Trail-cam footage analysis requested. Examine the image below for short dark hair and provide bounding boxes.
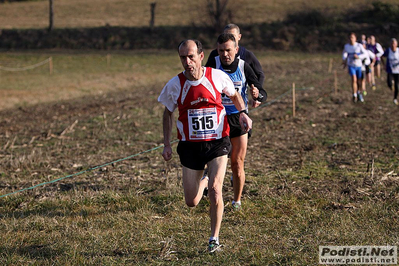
[177,39,203,54]
[224,24,240,34]
[217,33,236,46]
[349,32,356,38]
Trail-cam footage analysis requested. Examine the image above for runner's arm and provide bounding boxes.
[244,62,267,104]
[376,43,384,58]
[245,50,265,85]
[162,107,174,161]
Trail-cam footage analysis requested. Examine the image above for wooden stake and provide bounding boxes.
[334,70,338,95]
[328,58,333,73]
[292,83,296,117]
[49,57,53,75]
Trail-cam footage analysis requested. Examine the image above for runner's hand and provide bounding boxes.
[239,113,252,132]
[162,145,172,161]
[250,84,259,99]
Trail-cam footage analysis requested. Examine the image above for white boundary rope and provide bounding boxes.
[0,58,51,72]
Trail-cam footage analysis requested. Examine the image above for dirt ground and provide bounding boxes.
[1,68,398,197]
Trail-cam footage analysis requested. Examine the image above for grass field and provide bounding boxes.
[1,0,398,30]
[0,50,399,265]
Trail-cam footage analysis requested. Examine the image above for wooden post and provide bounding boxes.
[107,54,111,67]
[49,57,53,75]
[328,58,333,73]
[334,70,338,95]
[292,83,296,117]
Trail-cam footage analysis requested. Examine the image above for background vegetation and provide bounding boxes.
[0,0,399,265]
[0,0,399,51]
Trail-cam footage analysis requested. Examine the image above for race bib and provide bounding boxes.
[187,107,218,140]
[221,81,242,106]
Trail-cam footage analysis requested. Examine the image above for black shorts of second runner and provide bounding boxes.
[177,136,231,170]
[227,113,252,139]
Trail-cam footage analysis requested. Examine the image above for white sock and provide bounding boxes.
[209,236,219,244]
[232,200,241,205]
[353,93,357,97]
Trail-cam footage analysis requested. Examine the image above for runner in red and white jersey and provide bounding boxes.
[159,65,237,142]
[158,39,252,253]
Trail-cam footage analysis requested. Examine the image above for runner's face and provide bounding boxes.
[349,34,356,45]
[224,29,241,46]
[217,40,238,66]
[392,40,398,51]
[179,41,204,80]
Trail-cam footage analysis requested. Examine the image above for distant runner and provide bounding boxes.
[367,35,384,89]
[381,38,399,105]
[342,32,368,102]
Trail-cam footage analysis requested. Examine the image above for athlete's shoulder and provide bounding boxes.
[163,74,183,92]
[209,49,218,57]
[208,67,229,78]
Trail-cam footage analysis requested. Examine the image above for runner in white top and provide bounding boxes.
[367,35,384,88]
[360,40,375,98]
[342,32,368,102]
[381,38,399,105]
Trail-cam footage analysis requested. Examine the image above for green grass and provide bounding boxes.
[1,50,399,265]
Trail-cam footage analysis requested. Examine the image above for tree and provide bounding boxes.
[49,0,54,32]
[206,0,230,32]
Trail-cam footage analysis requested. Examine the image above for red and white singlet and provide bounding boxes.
[176,67,230,142]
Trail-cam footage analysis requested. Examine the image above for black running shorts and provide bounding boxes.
[227,113,252,139]
[177,137,231,170]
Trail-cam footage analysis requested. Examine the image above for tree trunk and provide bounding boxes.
[150,2,156,29]
[49,0,54,32]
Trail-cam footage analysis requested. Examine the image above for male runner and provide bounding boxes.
[206,24,265,87]
[342,32,368,102]
[207,33,267,210]
[367,35,384,89]
[158,39,252,252]
[381,38,399,105]
[360,39,375,97]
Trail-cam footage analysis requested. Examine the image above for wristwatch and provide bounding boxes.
[255,93,264,102]
[239,109,248,115]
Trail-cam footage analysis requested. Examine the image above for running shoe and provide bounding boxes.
[208,240,222,253]
[230,175,233,187]
[372,84,376,90]
[357,92,364,103]
[363,91,367,96]
[232,201,241,211]
[352,95,357,103]
[394,99,398,106]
